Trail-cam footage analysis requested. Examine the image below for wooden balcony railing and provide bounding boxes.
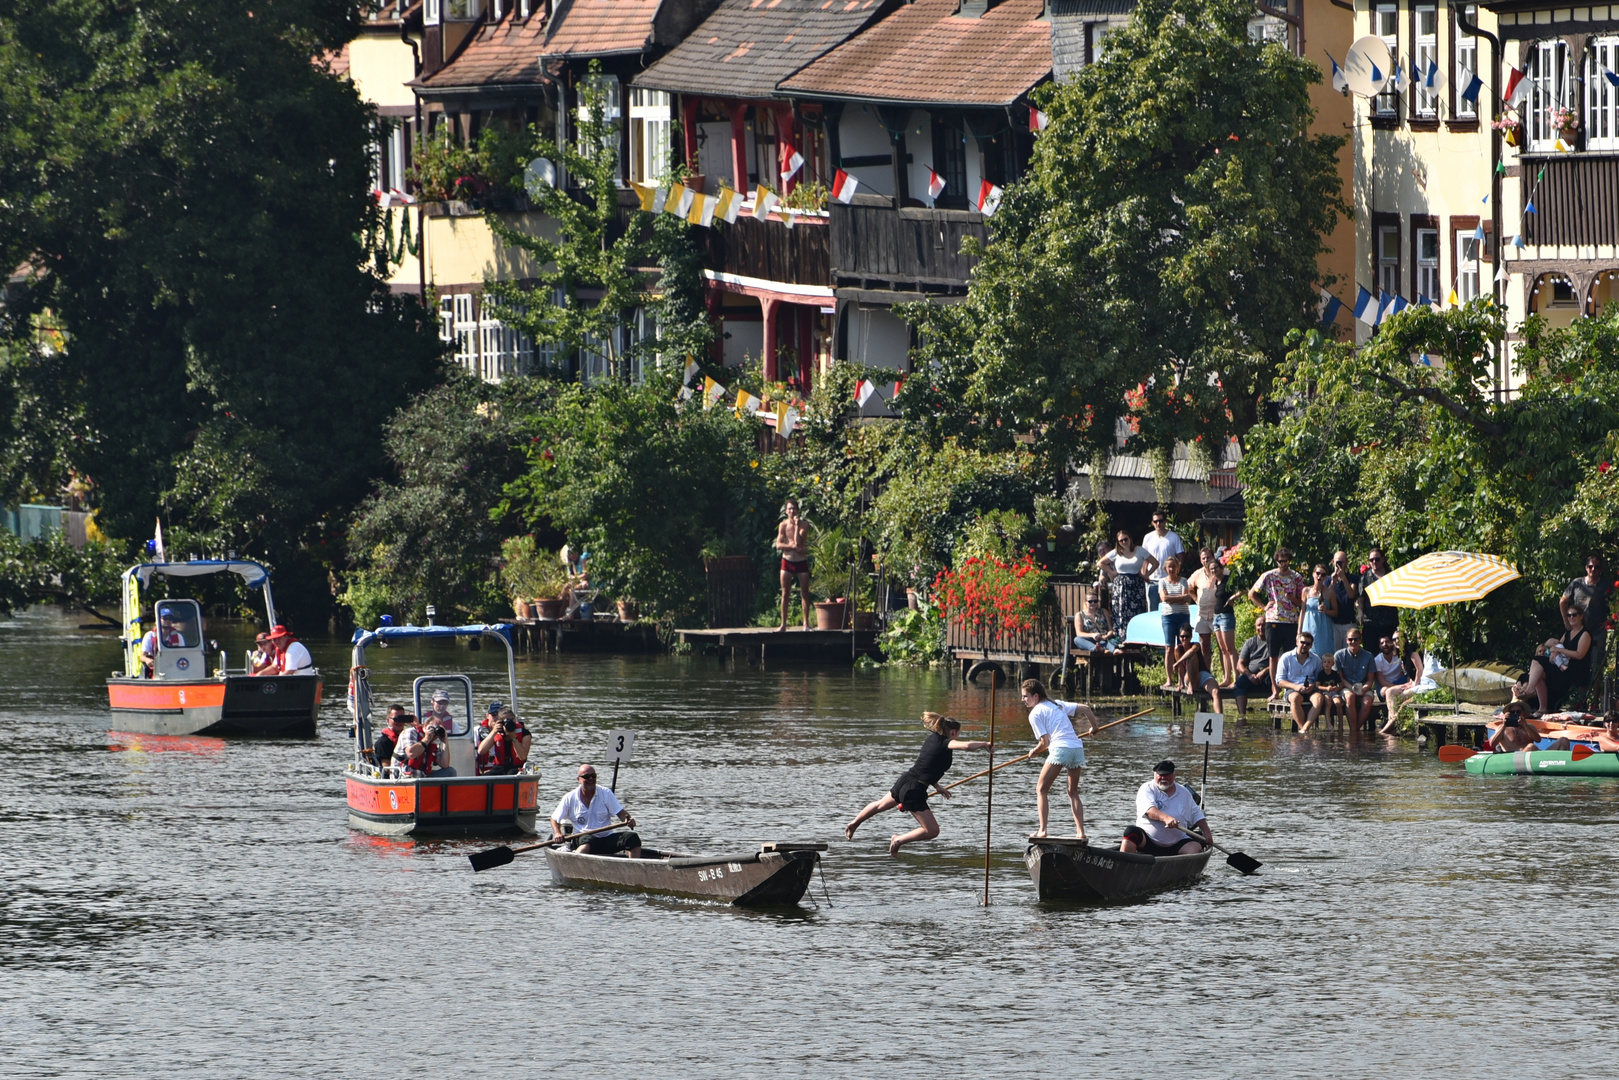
[944,603,1070,663]
[829,200,987,295]
[1521,153,1619,247]
[703,213,831,288]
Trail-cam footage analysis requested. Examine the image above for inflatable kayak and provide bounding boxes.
[1463,749,1619,776]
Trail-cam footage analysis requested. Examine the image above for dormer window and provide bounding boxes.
[425,0,441,22]
[520,0,531,16]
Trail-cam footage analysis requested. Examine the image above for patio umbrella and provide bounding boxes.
[1365,551,1522,710]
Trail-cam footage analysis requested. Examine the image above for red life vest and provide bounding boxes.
[475,721,527,772]
[394,724,434,776]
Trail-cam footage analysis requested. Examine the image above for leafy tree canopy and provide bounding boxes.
[900,0,1346,491]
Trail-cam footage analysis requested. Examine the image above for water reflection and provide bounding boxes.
[107,732,228,756]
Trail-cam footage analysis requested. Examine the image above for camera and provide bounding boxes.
[426,723,445,740]
[498,718,517,734]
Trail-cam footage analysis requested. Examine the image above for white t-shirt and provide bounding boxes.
[1136,779,1206,845]
[1374,653,1409,686]
[553,786,625,834]
[1141,530,1185,582]
[1107,550,1148,577]
[280,640,314,675]
[1027,699,1083,750]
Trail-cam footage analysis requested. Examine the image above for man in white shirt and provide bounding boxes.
[551,763,641,857]
[1140,512,1184,610]
[268,625,314,676]
[1121,760,1211,856]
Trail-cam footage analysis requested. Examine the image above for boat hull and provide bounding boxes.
[544,846,818,906]
[345,767,540,836]
[107,674,321,737]
[1025,837,1213,902]
[1463,749,1619,776]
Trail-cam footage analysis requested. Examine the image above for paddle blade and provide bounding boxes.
[468,845,515,873]
[1225,850,1262,875]
[1437,745,1478,763]
[1572,744,1595,761]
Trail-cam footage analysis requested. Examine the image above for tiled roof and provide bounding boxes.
[633,0,887,100]
[321,44,352,78]
[419,9,551,90]
[542,0,662,57]
[781,0,1050,107]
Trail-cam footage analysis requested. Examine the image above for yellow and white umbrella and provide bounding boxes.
[1364,551,1521,609]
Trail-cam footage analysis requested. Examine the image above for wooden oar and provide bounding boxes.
[1440,743,1595,763]
[468,821,629,872]
[932,706,1157,797]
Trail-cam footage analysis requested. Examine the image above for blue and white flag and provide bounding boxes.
[1525,199,1538,214]
[1390,295,1409,317]
[1319,288,1344,326]
[1460,72,1483,103]
[1472,223,1485,240]
[1607,68,1619,89]
[1354,286,1378,327]
[1392,62,1407,93]
[1376,290,1397,325]
[1424,58,1445,92]
[1327,52,1348,93]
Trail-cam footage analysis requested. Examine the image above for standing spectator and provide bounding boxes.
[1300,564,1340,659]
[1248,547,1305,697]
[1098,530,1158,642]
[1232,614,1272,714]
[1360,548,1399,653]
[1156,555,1194,687]
[1190,547,1238,685]
[1561,554,1611,702]
[1141,512,1185,611]
[1328,550,1361,652]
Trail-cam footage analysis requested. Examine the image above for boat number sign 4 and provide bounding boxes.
[695,863,745,882]
[1193,712,1224,745]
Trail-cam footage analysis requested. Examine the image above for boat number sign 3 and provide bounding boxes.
[695,863,745,882]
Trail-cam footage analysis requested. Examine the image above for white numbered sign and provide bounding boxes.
[605,729,636,763]
[1193,712,1224,745]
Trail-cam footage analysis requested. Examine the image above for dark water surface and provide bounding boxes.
[3,607,1617,1078]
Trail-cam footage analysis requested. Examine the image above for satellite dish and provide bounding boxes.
[524,158,556,198]
[1344,36,1392,98]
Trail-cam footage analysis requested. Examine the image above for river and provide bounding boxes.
[2,607,1615,1078]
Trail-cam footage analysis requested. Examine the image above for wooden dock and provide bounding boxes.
[501,617,663,655]
[675,626,880,663]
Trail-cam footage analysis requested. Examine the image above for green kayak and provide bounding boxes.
[1464,749,1619,776]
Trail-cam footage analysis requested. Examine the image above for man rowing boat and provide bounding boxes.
[844,712,991,856]
[1020,679,1099,840]
[1121,760,1212,856]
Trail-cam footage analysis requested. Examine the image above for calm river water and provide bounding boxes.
[3,607,1617,1078]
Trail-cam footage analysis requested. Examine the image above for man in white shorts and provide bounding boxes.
[1020,678,1098,840]
[1120,760,1212,856]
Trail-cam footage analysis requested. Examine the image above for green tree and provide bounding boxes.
[0,0,445,617]
[900,0,1346,495]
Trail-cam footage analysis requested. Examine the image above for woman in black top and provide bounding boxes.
[1517,608,1593,715]
[845,712,991,856]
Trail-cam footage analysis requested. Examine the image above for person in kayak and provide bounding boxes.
[1021,679,1100,840]
[1491,703,1540,753]
[845,712,992,856]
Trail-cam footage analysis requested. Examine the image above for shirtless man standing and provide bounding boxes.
[775,497,812,631]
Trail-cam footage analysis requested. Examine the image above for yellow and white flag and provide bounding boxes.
[650,186,670,213]
[698,192,717,227]
[753,184,778,219]
[735,389,761,414]
[632,181,657,212]
[716,185,743,224]
[665,183,689,218]
[702,375,726,409]
[682,357,700,385]
[777,404,801,439]
[687,191,709,226]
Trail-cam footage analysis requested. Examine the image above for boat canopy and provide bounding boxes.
[351,623,514,648]
[348,624,518,760]
[130,560,272,589]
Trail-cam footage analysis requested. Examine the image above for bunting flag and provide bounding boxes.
[1318,288,1343,327]
[1524,199,1537,214]
[735,388,761,414]
[665,182,688,217]
[783,210,796,230]
[927,169,946,199]
[1030,107,1050,132]
[977,180,1004,216]
[1504,66,1530,108]
[1354,285,1377,327]
[781,149,805,184]
[777,403,800,440]
[1496,265,1510,282]
[1370,61,1383,86]
[682,358,699,385]
[1446,287,1460,308]
[1417,293,1434,310]
[153,519,166,564]
[698,192,717,227]
[687,192,709,225]
[1472,223,1485,240]
[651,186,670,214]
[1392,62,1406,94]
[1327,51,1348,93]
[887,379,902,401]
[677,385,693,402]
[1460,72,1483,103]
[1376,290,1397,325]
[1423,57,1445,92]
[832,169,859,204]
[854,379,876,407]
[1607,68,1619,89]
[753,184,779,219]
[716,185,743,224]
[702,375,726,409]
[1391,295,1409,316]
[675,185,696,218]
[632,182,657,212]
[1553,137,1573,153]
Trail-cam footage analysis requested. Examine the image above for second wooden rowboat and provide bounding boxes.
[1025,836,1212,902]
[544,841,825,906]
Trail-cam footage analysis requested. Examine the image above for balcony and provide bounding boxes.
[702,210,831,290]
[1520,153,1619,247]
[829,196,987,301]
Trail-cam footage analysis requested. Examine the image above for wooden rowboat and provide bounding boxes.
[1025,836,1212,902]
[544,841,825,906]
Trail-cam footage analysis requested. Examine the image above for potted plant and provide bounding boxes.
[809,525,857,630]
[1033,495,1066,553]
[1549,105,1579,142]
[616,598,639,622]
[932,550,1052,637]
[1492,115,1523,147]
[501,536,570,620]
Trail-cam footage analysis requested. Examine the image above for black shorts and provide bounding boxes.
[890,773,931,812]
[1122,825,1200,857]
[1233,671,1271,697]
[1265,622,1297,656]
[575,831,641,855]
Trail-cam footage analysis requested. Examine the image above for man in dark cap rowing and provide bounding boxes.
[1120,760,1212,856]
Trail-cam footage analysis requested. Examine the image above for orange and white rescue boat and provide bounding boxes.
[106,560,321,737]
[344,623,540,837]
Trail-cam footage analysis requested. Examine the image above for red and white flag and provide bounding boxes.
[781,148,805,184]
[1503,66,1530,108]
[854,379,876,407]
[977,180,1004,216]
[927,168,946,199]
[1029,107,1049,132]
[832,168,859,204]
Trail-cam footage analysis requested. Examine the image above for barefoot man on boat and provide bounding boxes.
[845,712,992,856]
[1021,679,1098,840]
[1121,760,1212,856]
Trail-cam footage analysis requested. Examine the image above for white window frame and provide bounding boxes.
[1588,37,1619,151]
[425,0,441,23]
[1416,228,1440,301]
[445,0,481,19]
[439,293,538,383]
[1455,6,1478,119]
[1378,224,1401,296]
[1414,5,1439,118]
[1375,4,1400,117]
[1456,233,1480,302]
[628,89,672,184]
[1526,39,1573,152]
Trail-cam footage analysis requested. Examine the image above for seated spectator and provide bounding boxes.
[139,622,159,678]
[1333,630,1379,733]
[1316,651,1345,730]
[1515,608,1592,717]
[1596,712,1619,753]
[1375,634,1417,734]
[372,706,409,769]
[1166,626,1223,712]
[1232,614,1272,715]
[267,625,314,676]
[1277,631,1326,734]
[1073,590,1119,654]
[476,705,531,776]
[393,717,455,777]
[1405,636,1440,694]
[423,689,457,731]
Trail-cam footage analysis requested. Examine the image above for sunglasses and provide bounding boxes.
[578,774,597,781]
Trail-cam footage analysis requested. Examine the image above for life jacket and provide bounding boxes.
[486,722,528,770]
[393,724,431,776]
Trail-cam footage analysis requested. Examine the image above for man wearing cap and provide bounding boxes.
[423,688,457,730]
[550,764,640,857]
[475,703,531,775]
[1120,760,1212,856]
[266,625,314,677]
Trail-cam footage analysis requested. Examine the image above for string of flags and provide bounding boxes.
[677,361,805,437]
[853,377,903,409]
